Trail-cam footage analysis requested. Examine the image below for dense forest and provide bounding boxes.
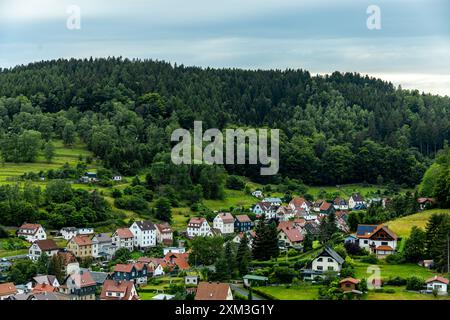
[0,57,449,188]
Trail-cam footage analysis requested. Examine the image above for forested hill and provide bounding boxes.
[0,57,449,186]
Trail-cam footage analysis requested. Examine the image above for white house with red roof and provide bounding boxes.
[289,197,311,213]
[356,224,398,258]
[425,276,448,295]
[28,239,60,261]
[187,217,212,238]
[349,193,366,209]
[213,212,235,234]
[100,280,139,300]
[112,228,134,251]
[277,222,304,248]
[155,223,173,246]
[17,223,46,242]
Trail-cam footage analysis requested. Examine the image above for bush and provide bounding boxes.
[385,253,405,265]
[360,254,378,264]
[0,227,9,238]
[114,195,148,211]
[406,276,425,291]
[226,175,246,190]
[385,276,407,286]
[270,266,297,284]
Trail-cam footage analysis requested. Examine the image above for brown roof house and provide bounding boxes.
[194,282,233,300]
[29,239,60,261]
[0,282,17,300]
[67,235,93,258]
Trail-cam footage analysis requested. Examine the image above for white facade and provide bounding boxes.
[60,228,78,241]
[426,281,448,294]
[312,256,341,273]
[358,239,397,252]
[130,221,157,249]
[213,214,234,234]
[153,265,165,277]
[349,196,365,209]
[112,234,134,251]
[28,243,59,261]
[187,219,211,238]
[78,228,94,235]
[163,247,186,255]
[18,225,46,242]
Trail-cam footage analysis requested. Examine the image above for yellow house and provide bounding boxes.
[67,235,93,258]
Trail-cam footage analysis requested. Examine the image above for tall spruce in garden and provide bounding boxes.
[253,221,279,261]
[425,213,450,272]
[224,241,236,277]
[236,234,251,275]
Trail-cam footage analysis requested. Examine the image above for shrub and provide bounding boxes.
[385,276,407,286]
[0,227,9,238]
[406,276,425,291]
[114,195,148,211]
[360,254,378,264]
[226,175,246,190]
[385,253,405,264]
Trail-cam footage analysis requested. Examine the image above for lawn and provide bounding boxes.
[386,209,450,238]
[0,139,94,183]
[366,286,450,300]
[254,284,319,300]
[203,189,258,211]
[354,261,438,281]
[0,238,30,258]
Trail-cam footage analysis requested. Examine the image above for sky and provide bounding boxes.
[0,0,449,95]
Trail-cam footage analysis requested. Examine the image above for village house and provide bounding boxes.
[302,246,344,280]
[57,251,78,274]
[112,228,135,251]
[17,223,46,242]
[0,283,17,300]
[113,262,148,285]
[194,282,233,300]
[130,220,156,249]
[213,212,235,234]
[232,230,256,248]
[137,257,165,277]
[356,224,398,258]
[261,197,282,206]
[155,223,174,246]
[163,247,186,255]
[289,197,311,213]
[112,175,123,182]
[277,221,304,248]
[100,280,139,300]
[333,197,349,210]
[234,215,252,232]
[91,233,114,259]
[425,276,448,295]
[80,172,98,184]
[418,198,435,210]
[187,217,212,238]
[319,202,335,215]
[339,278,361,292]
[185,275,199,287]
[162,252,190,271]
[77,228,94,236]
[67,235,93,258]
[28,239,60,261]
[312,199,326,212]
[349,193,366,209]
[252,202,277,219]
[60,227,78,241]
[275,206,295,221]
[251,190,263,198]
[59,270,96,300]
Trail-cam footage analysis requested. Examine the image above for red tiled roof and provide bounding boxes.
[319,202,332,211]
[114,264,134,273]
[279,226,303,243]
[216,212,234,224]
[156,223,173,234]
[418,197,435,204]
[164,252,190,270]
[114,228,134,239]
[339,278,360,285]
[32,283,57,293]
[195,282,230,300]
[66,271,96,288]
[71,235,93,246]
[290,197,308,208]
[425,276,449,285]
[19,223,42,231]
[0,282,17,296]
[100,280,139,300]
[376,245,394,251]
[236,215,251,223]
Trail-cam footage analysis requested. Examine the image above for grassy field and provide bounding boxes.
[386,209,450,237]
[203,189,259,211]
[354,261,438,281]
[366,286,450,300]
[254,284,319,300]
[0,140,94,183]
[0,238,30,258]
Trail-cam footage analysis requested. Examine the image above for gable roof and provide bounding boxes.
[33,275,58,285]
[216,212,234,224]
[351,193,364,202]
[0,282,17,296]
[317,246,345,265]
[32,283,57,293]
[164,252,190,270]
[333,197,348,205]
[93,233,112,244]
[114,228,134,239]
[356,224,397,240]
[156,223,173,234]
[114,264,135,273]
[290,197,309,208]
[188,217,207,227]
[195,282,230,300]
[235,215,251,223]
[425,276,449,285]
[339,278,360,285]
[320,202,333,211]
[71,235,93,246]
[279,225,304,243]
[100,280,138,300]
[34,239,59,251]
[65,271,96,288]
[134,220,156,231]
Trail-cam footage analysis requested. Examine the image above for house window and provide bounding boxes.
[327,258,333,263]
[317,266,323,270]
[364,240,368,244]
[317,258,323,262]
[381,242,388,246]
[328,266,334,271]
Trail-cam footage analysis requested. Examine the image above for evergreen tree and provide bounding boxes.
[155,197,172,222]
[403,226,426,262]
[48,254,64,283]
[236,234,251,276]
[252,221,279,261]
[303,232,313,252]
[224,241,236,278]
[36,252,50,274]
[43,141,55,163]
